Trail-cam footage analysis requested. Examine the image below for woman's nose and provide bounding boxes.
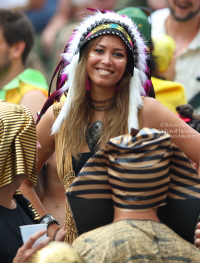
[101,53,113,66]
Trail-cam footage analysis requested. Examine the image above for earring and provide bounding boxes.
[86,75,90,91]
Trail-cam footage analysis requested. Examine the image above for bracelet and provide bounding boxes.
[39,214,60,228]
[52,228,61,241]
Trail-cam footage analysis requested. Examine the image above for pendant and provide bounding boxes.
[86,121,102,154]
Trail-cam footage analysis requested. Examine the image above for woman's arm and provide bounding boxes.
[141,97,200,164]
[19,106,59,238]
[36,106,55,173]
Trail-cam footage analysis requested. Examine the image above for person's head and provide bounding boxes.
[26,241,85,263]
[76,34,132,93]
[38,10,149,160]
[0,9,34,71]
[86,35,128,91]
[0,100,37,190]
[167,0,200,21]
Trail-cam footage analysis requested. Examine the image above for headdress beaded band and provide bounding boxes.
[86,23,133,44]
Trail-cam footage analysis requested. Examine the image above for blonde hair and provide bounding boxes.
[27,242,85,263]
[59,36,131,160]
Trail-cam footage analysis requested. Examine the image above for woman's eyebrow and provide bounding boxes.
[96,44,125,52]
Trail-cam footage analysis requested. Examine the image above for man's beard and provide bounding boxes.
[169,3,200,22]
[0,54,11,79]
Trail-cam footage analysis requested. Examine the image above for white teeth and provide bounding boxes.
[97,69,112,75]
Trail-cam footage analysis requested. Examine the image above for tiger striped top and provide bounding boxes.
[0,100,37,188]
[67,128,200,212]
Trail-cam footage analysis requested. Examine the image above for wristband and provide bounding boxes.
[39,214,60,228]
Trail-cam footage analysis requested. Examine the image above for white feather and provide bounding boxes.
[59,81,69,95]
[52,53,79,134]
[128,68,144,132]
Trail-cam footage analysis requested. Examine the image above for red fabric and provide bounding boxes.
[177,114,191,123]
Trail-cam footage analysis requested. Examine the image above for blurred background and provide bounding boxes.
[0,0,167,88]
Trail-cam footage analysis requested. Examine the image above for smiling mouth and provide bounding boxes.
[96,68,113,75]
[176,1,192,9]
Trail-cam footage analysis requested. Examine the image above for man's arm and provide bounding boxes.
[19,89,47,122]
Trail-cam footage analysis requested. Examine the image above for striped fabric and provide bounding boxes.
[0,100,37,188]
[14,190,40,221]
[67,128,200,212]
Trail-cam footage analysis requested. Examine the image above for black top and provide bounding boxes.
[72,152,93,176]
[0,200,35,263]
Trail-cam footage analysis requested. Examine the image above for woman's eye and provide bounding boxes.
[94,49,104,54]
[114,52,124,58]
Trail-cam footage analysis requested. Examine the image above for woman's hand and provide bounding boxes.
[12,230,50,263]
[54,226,66,241]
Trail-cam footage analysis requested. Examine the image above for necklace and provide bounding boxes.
[89,97,114,104]
[45,195,65,209]
[86,121,103,154]
[89,104,108,111]
[89,97,114,111]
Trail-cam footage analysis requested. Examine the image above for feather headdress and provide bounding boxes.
[37,10,149,133]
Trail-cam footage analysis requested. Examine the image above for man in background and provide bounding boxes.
[0,9,48,121]
[151,0,200,113]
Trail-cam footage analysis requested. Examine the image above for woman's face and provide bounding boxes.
[86,35,127,91]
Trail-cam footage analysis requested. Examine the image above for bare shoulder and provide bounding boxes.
[142,96,162,111]
[20,89,47,121]
[20,89,47,104]
[38,105,54,128]
[141,97,169,128]
[140,96,188,130]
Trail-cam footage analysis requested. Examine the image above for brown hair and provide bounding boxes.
[0,9,34,64]
[59,36,131,160]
